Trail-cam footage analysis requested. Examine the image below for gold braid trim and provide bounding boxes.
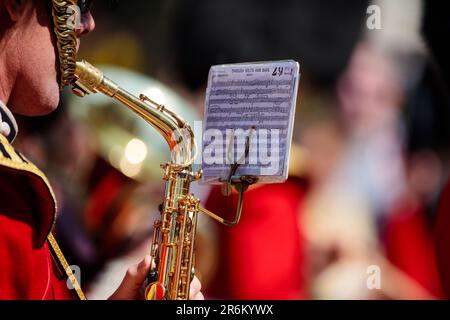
[48,233,87,300]
[0,134,57,226]
[51,0,78,89]
[0,135,86,300]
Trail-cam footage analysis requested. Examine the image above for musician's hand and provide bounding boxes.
[108,255,204,300]
[190,275,204,300]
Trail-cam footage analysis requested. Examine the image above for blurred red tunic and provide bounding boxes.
[384,200,445,298]
[0,134,74,300]
[436,179,450,297]
[205,177,308,300]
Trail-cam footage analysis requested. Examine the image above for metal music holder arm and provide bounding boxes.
[199,128,258,227]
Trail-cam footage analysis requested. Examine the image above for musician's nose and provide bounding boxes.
[78,11,96,37]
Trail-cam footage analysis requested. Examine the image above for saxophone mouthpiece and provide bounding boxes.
[72,60,104,96]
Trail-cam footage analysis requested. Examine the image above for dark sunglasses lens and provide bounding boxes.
[78,0,93,14]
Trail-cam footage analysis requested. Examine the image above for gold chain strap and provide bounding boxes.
[47,233,87,300]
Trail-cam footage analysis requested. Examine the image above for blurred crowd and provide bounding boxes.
[13,0,450,299]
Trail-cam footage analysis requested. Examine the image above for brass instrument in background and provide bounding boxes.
[71,60,253,300]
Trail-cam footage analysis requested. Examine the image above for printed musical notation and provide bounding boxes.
[202,60,300,184]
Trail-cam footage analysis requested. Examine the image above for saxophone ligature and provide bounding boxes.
[71,60,255,300]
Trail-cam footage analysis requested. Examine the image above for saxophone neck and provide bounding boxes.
[71,60,197,166]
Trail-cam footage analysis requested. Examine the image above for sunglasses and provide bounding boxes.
[77,0,94,14]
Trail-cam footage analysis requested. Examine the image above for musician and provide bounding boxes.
[0,0,203,299]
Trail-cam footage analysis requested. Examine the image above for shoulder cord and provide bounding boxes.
[47,233,87,300]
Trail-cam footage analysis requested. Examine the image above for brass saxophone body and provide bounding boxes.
[72,60,249,300]
[72,60,201,300]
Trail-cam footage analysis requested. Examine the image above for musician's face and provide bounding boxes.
[3,0,95,116]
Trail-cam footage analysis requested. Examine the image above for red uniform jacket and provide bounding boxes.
[0,134,75,299]
[384,201,445,298]
[204,177,308,300]
[436,179,450,297]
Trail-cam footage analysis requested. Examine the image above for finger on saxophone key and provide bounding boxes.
[109,255,151,300]
[189,276,204,300]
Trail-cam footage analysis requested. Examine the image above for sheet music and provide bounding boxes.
[202,60,300,184]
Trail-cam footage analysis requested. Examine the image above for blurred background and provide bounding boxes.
[14,0,450,299]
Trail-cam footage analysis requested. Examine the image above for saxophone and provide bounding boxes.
[71,60,252,300]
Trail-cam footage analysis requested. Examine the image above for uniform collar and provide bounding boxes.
[0,100,18,143]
